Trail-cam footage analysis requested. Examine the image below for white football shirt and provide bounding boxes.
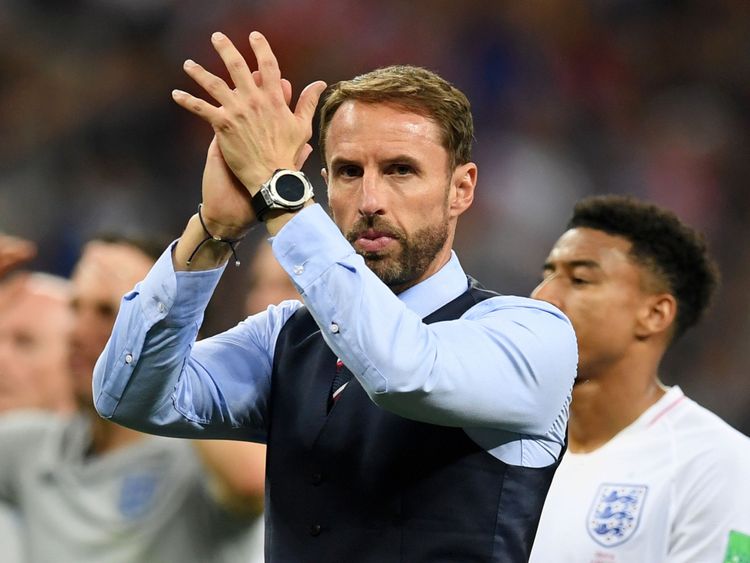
[0,411,264,563]
[530,386,750,563]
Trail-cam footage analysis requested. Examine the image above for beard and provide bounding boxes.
[345,213,450,292]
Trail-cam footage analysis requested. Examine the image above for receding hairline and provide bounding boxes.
[322,99,452,163]
[318,64,475,169]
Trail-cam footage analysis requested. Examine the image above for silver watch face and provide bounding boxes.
[270,171,311,207]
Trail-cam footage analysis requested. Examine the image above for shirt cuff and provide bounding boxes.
[271,204,355,293]
[130,241,226,326]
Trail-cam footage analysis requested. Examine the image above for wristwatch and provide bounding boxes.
[251,169,314,222]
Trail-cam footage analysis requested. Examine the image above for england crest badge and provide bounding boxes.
[119,472,159,519]
[587,483,648,547]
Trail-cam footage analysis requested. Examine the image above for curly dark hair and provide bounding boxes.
[568,195,720,340]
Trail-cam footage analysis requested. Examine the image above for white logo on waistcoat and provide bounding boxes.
[587,483,648,547]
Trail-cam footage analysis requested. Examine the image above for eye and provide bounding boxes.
[13,333,35,350]
[539,267,554,282]
[96,303,117,319]
[336,165,362,178]
[387,163,414,176]
[571,277,590,286]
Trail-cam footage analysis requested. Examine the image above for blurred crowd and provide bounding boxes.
[1,0,749,433]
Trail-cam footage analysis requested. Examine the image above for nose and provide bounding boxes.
[0,337,10,365]
[531,277,564,311]
[70,309,90,348]
[358,171,386,217]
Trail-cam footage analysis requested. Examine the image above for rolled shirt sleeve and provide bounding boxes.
[92,242,300,442]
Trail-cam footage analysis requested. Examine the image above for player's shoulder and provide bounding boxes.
[0,409,66,437]
[0,411,74,466]
[665,391,750,464]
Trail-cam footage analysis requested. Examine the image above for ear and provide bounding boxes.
[448,162,477,219]
[634,293,677,340]
[321,167,330,200]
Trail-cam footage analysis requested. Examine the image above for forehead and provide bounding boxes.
[0,289,71,333]
[548,228,636,271]
[325,101,446,162]
[71,242,153,294]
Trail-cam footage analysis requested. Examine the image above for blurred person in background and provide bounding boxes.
[244,240,301,316]
[0,235,73,563]
[0,272,75,414]
[93,31,576,561]
[529,195,750,563]
[0,235,264,563]
[0,235,37,281]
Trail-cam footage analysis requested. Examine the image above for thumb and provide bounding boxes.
[294,80,327,124]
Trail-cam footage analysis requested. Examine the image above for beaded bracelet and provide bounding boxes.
[186,204,245,267]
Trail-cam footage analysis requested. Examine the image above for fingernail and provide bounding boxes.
[183,59,195,68]
[171,89,185,98]
[212,32,224,41]
[250,31,261,40]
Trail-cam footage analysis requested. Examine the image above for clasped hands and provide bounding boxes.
[172,31,327,237]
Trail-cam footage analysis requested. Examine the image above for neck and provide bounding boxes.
[87,409,145,456]
[568,355,666,453]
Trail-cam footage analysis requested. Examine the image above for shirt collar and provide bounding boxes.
[397,251,469,319]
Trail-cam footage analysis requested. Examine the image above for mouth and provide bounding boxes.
[354,229,398,253]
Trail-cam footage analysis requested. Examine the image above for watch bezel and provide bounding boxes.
[266,170,311,208]
[252,169,314,221]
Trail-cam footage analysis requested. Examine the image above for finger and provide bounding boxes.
[172,89,222,122]
[252,71,292,106]
[182,59,234,106]
[210,32,255,93]
[294,80,327,124]
[295,143,313,169]
[281,78,292,106]
[0,237,36,276]
[248,31,283,97]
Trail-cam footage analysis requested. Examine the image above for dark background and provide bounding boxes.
[2,0,749,432]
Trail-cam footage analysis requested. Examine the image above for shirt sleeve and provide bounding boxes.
[92,243,301,442]
[273,204,577,435]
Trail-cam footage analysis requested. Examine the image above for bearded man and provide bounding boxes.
[94,31,576,562]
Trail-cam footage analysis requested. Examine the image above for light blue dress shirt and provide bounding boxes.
[93,204,577,467]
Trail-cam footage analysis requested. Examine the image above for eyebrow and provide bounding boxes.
[543,259,602,270]
[329,156,357,167]
[382,155,421,167]
[329,155,422,169]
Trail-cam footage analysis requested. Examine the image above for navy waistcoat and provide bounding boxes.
[264,279,559,562]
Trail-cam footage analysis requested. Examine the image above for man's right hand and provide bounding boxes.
[198,73,315,240]
[0,234,36,279]
[172,31,326,234]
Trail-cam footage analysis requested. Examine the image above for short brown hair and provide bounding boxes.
[318,65,474,170]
